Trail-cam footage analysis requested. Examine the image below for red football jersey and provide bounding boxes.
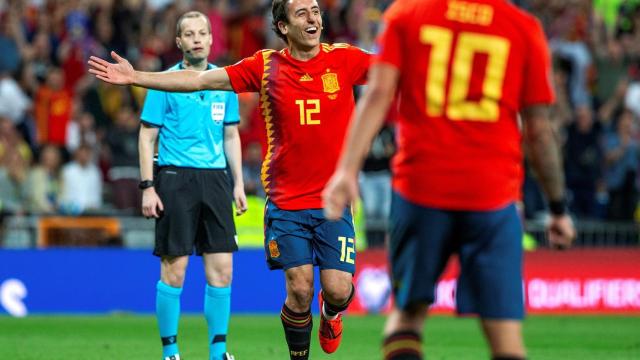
[376,0,555,210]
[226,44,370,210]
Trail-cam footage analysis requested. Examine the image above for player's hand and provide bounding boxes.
[547,214,575,250]
[88,51,135,85]
[142,187,164,218]
[233,184,248,216]
[323,169,358,220]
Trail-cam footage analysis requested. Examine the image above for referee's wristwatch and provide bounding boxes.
[138,180,154,190]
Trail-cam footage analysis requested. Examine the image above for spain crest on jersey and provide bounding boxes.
[321,72,340,93]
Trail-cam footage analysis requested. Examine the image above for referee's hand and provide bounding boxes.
[142,187,164,218]
[233,185,248,216]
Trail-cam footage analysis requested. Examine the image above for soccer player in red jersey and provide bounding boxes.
[88,0,369,358]
[324,1,576,360]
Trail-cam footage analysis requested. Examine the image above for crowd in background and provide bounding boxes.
[1,0,640,234]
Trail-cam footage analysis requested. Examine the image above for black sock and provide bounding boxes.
[322,284,355,317]
[493,356,526,360]
[280,304,312,360]
[383,331,422,360]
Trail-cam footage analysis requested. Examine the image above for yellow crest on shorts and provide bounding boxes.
[268,239,280,258]
[321,72,340,94]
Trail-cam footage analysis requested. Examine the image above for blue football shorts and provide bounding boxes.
[389,191,524,320]
[263,200,356,274]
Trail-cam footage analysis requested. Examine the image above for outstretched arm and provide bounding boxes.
[323,63,399,220]
[88,51,233,92]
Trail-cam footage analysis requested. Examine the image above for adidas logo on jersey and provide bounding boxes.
[299,73,313,82]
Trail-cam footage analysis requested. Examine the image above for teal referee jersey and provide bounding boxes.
[140,63,240,169]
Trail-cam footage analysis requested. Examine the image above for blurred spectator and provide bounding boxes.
[226,0,266,63]
[603,109,639,220]
[0,116,32,167]
[34,66,73,146]
[544,0,593,106]
[592,37,632,109]
[625,77,640,118]
[105,106,141,213]
[59,144,102,214]
[0,69,34,147]
[359,124,395,249]
[26,144,62,214]
[0,117,30,215]
[242,141,265,198]
[564,105,605,218]
[0,10,21,75]
[0,149,28,216]
[66,103,98,154]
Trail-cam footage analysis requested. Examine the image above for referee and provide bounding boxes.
[138,11,246,360]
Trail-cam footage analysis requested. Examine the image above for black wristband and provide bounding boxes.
[138,180,154,190]
[549,199,568,216]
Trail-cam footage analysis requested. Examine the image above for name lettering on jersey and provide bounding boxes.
[299,73,313,82]
[321,71,340,94]
[446,0,494,26]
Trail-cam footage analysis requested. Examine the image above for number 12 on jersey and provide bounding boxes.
[420,25,510,122]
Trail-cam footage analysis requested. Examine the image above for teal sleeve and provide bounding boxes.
[223,92,240,125]
[140,89,168,126]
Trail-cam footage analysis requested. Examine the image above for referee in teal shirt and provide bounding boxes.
[138,11,246,360]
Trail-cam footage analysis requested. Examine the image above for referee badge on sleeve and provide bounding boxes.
[211,102,225,124]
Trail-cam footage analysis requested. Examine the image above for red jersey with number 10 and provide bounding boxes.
[225,44,370,210]
[376,0,555,210]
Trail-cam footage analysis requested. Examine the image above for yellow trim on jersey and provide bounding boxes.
[260,50,276,193]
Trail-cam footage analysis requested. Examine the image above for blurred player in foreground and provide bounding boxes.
[323,0,576,359]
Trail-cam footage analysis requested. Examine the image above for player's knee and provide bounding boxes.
[288,281,314,307]
[322,280,353,304]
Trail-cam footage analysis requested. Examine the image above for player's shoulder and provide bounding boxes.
[384,0,429,20]
[320,43,370,56]
[499,1,544,31]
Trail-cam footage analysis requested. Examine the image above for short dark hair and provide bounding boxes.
[271,0,289,43]
[176,11,211,37]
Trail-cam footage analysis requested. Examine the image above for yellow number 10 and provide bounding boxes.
[420,25,510,122]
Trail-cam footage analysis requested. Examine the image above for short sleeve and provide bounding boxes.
[347,46,371,85]
[520,18,555,108]
[140,89,167,127]
[224,51,265,93]
[374,2,404,70]
[224,92,240,125]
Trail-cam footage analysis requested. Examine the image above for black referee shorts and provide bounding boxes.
[153,166,238,256]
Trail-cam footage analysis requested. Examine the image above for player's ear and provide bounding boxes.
[277,21,288,35]
[176,38,182,50]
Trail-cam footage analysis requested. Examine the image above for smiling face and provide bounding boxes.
[277,0,322,54]
[175,13,212,65]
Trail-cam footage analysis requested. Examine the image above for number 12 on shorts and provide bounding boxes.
[338,236,355,264]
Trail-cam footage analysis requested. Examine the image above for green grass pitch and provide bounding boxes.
[1,314,639,359]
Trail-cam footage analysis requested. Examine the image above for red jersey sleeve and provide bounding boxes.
[224,50,264,93]
[345,45,371,85]
[374,1,404,70]
[520,17,555,107]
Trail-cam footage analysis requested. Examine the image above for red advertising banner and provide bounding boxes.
[351,249,640,314]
